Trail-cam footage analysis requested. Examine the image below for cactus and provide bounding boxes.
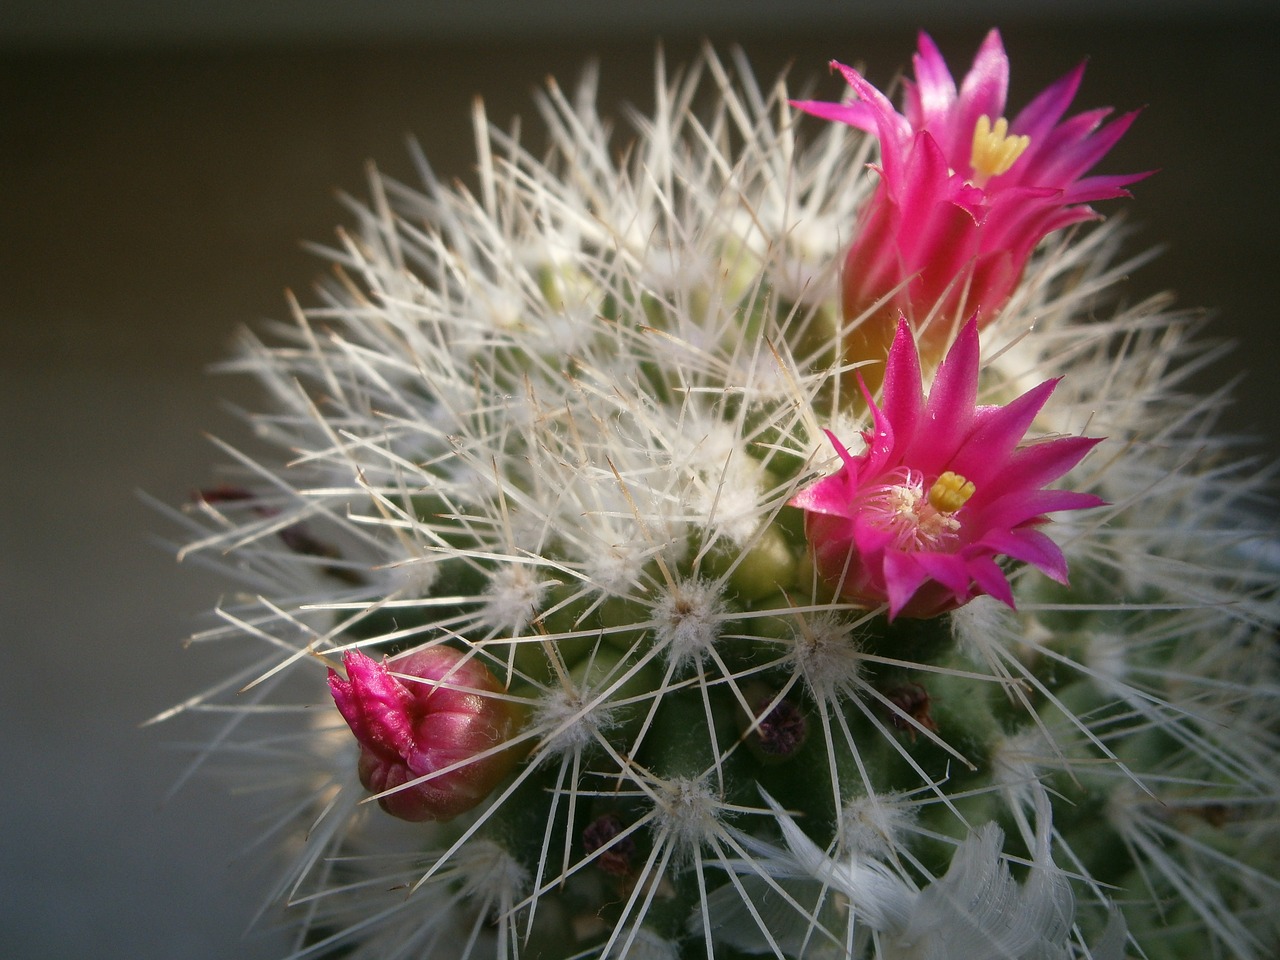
[158,34,1279,960]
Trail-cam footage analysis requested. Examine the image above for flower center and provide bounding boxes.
[970,115,1030,186]
[861,469,974,552]
[928,470,976,513]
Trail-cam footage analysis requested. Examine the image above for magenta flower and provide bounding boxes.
[793,29,1147,363]
[790,317,1104,620]
[328,647,525,821]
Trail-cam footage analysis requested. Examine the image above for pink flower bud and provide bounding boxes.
[328,647,525,822]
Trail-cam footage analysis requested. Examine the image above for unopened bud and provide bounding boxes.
[882,682,939,742]
[582,814,636,877]
[737,683,808,762]
[328,647,525,822]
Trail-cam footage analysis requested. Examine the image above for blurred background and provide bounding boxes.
[3,2,1277,957]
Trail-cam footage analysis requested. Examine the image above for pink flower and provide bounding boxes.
[793,30,1147,363]
[790,317,1104,620]
[328,647,524,821]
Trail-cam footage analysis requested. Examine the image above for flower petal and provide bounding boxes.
[875,320,924,456]
[884,550,930,619]
[978,527,1071,583]
[953,29,1010,163]
[915,550,977,599]
[966,555,1016,608]
[1011,61,1086,143]
[907,30,958,129]
[999,435,1104,494]
[905,316,980,468]
[953,378,1060,488]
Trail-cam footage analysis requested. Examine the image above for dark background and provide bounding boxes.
[3,3,1277,957]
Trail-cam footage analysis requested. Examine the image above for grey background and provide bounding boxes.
[4,3,1278,958]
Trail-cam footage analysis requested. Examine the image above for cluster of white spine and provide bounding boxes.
[156,46,1280,960]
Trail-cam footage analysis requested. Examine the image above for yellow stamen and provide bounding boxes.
[970,115,1030,183]
[928,471,976,514]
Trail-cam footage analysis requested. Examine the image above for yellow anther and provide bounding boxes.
[970,115,1030,183]
[928,471,976,514]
